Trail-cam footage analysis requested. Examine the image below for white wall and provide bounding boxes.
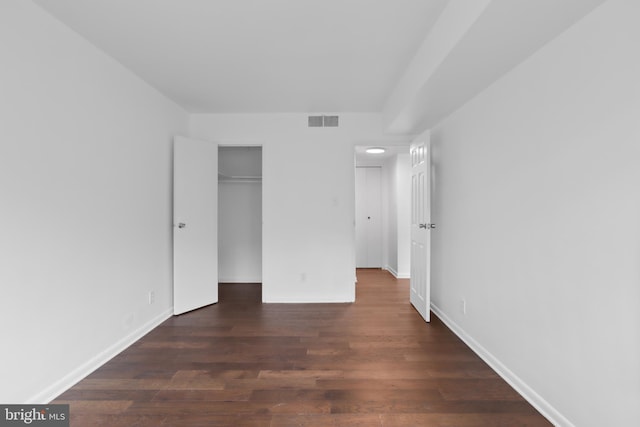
[218,146,263,178]
[190,114,409,302]
[429,1,640,425]
[382,163,397,273]
[0,1,187,403]
[380,155,411,278]
[395,153,411,277]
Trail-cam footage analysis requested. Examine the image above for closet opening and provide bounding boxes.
[218,146,263,302]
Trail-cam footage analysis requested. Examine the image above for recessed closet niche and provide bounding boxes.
[218,146,262,284]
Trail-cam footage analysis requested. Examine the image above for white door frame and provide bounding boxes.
[217,144,264,287]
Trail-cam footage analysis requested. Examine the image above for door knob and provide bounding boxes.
[178,223,186,229]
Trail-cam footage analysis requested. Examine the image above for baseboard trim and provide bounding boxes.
[430,303,574,427]
[262,299,355,304]
[218,278,262,283]
[31,307,173,404]
[384,267,410,279]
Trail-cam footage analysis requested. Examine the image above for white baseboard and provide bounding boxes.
[263,298,355,303]
[430,303,574,427]
[218,277,262,283]
[384,266,410,279]
[31,307,173,404]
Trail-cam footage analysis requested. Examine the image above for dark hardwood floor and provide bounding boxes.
[54,269,551,426]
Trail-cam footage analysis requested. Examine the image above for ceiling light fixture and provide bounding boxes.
[366,147,386,154]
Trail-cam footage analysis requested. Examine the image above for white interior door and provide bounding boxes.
[410,132,432,322]
[355,167,382,268]
[173,136,218,315]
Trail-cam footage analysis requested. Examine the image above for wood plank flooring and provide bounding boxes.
[53,269,551,426]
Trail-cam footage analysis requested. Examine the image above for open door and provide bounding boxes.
[410,131,432,322]
[173,136,218,315]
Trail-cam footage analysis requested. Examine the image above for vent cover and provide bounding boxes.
[308,116,323,127]
[323,116,339,127]
[308,115,340,127]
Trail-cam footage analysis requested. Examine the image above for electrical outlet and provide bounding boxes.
[460,298,466,315]
[148,291,155,305]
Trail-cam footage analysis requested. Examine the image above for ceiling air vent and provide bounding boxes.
[308,116,323,127]
[308,115,339,127]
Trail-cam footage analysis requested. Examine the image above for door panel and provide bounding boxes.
[355,167,382,268]
[173,136,218,315]
[355,167,368,267]
[410,132,431,322]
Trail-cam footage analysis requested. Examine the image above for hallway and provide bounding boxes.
[54,270,550,426]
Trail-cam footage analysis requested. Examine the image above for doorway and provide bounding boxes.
[218,146,263,299]
[354,146,411,278]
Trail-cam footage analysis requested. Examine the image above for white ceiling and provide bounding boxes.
[32,0,447,113]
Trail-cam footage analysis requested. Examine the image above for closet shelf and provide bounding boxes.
[218,172,262,183]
